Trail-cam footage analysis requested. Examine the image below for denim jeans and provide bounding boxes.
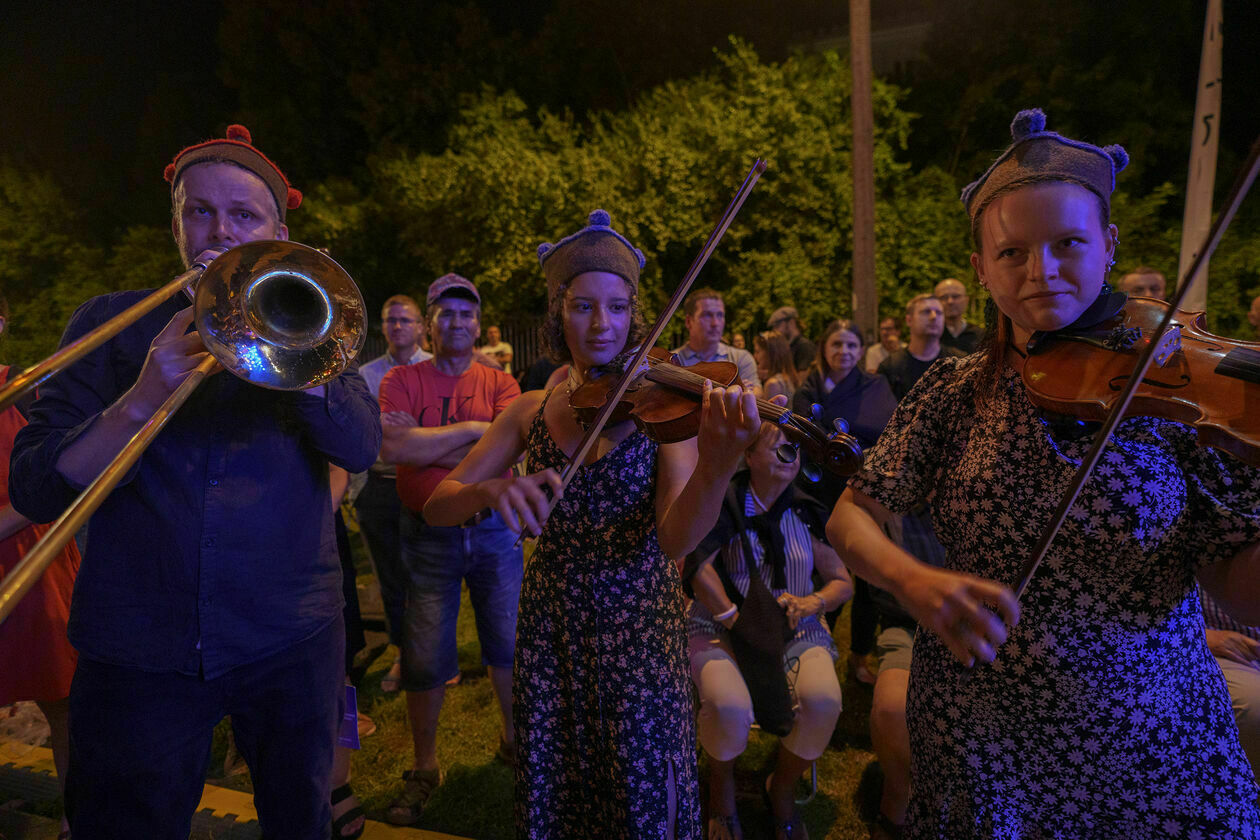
[399,507,523,691]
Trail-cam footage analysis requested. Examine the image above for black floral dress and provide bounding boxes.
[848,356,1260,840]
[513,392,701,838]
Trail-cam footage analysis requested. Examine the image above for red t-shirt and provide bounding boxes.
[378,359,521,511]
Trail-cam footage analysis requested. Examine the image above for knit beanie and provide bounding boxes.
[537,210,646,300]
[961,109,1128,225]
[163,125,302,222]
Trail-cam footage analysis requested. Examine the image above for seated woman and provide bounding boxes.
[687,421,853,840]
[752,331,800,403]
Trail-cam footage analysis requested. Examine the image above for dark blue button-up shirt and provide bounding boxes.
[10,290,381,679]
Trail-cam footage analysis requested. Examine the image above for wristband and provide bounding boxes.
[713,604,738,623]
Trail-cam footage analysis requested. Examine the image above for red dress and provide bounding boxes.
[0,365,80,706]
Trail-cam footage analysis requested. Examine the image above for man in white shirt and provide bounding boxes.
[481,325,513,374]
[355,294,433,692]
[863,317,904,374]
[671,287,761,394]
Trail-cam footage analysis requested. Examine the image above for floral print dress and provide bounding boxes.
[848,356,1260,840]
[513,392,700,838]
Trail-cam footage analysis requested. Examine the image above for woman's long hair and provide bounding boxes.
[814,319,863,381]
[754,331,800,389]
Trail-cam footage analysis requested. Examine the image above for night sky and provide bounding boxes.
[3,1,234,230]
[5,1,1260,242]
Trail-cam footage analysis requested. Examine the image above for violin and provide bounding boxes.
[1021,296,1260,467]
[569,346,865,477]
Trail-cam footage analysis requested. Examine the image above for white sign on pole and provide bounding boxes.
[1177,0,1223,311]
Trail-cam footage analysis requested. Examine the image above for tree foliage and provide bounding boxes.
[0,165,179,367]
[8,11,1260,370]
[296,40,969,342]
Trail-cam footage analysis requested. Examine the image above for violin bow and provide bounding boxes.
[1006,135,1260,607]
[513,159,767,546]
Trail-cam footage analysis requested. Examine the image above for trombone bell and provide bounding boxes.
[195,241,366,390]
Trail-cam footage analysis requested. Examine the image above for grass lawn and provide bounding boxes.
[339,551,885,839]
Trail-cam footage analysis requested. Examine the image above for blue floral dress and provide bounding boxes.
[513,392,700,838]
[848,356,1260,840]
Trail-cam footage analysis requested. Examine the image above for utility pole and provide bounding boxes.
[849,0,877,341]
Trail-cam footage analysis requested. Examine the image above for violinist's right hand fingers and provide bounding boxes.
[492,471,562,537]
[904,567,1018,667]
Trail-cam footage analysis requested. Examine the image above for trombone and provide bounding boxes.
[0,240,367,626]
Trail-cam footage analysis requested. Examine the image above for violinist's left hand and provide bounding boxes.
[696,380,759,473]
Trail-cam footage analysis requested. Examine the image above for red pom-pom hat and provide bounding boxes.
[163,124,302,221]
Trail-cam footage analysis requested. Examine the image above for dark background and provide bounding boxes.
[5,0,1258,242]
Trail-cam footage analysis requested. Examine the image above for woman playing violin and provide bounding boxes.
[828,110,1260,838]
[424,210,761,839]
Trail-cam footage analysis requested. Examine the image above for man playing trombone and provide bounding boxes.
[9,125,381,839]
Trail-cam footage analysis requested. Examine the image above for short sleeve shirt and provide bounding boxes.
[670,342,761,389]
[378,360,520,511]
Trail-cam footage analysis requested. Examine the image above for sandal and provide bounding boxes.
[707,813,743,840]
[330,783,365,840]
[385,767,443,826]
[764,775,809,840]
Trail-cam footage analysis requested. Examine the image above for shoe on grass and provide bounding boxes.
[708,813,743,840]
[385,767,443,826]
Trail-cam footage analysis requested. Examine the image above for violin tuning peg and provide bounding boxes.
[810,403,823,424]
[832,418,850,435]
[775,443,799,465]
[801,459,822,483]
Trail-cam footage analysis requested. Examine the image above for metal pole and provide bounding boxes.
[849,0,878,340]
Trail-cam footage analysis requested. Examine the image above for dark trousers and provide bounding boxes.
[65,617,345,840]
[353,472,406,647]
[848,576,879,656]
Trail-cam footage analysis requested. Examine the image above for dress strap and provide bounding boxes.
[539,385,557,411]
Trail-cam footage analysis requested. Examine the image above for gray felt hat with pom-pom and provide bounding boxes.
[537,209,646,301]
[961,109,1129,224]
